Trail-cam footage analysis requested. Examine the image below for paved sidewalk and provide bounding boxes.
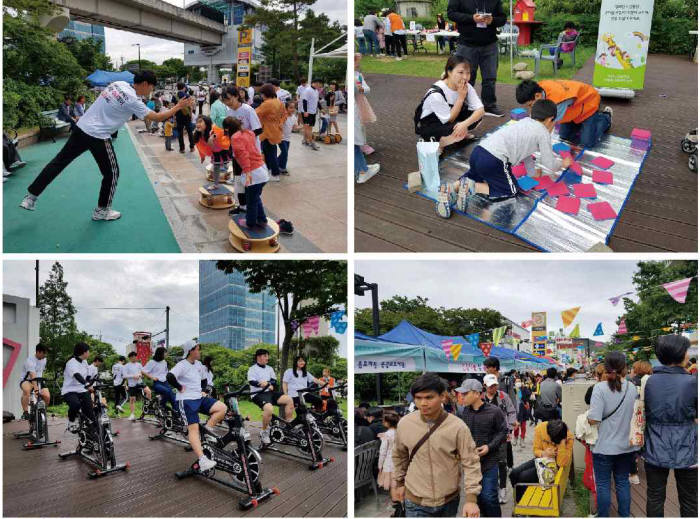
[130,113,347,253]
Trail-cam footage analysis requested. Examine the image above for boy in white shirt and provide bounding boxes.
[278,101,296,175]
[123,350,151,420]
[166,340,226,472]
[112,356,127,413]
[437,99,572,218]
[61,342,94,432]
[248,349,294,445]
[301,79,322,150]
[20,343,50,418]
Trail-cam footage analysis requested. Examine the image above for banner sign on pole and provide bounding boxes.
[593,0,654,89]
[236,29,254,87]
[532,312,547,355]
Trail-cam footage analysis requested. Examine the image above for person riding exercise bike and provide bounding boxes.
[248,348,294,446]
[167,340,227,472]
[61,342,96,433]
[282,355,324,412]
[123,351,151,421]
[142,346,176,411]
[20,343,50,419]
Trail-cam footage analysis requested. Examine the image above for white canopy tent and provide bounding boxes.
[307,33,348,84]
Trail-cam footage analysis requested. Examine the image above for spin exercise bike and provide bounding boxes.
[310,382,348,450]
[14,377,60,450]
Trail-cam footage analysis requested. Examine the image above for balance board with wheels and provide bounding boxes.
[228,215,280,253]
[206,163,233,182]
[199,184,235,209]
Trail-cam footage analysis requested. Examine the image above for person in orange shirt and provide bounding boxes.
[516,79,613,149]
[387,9,408,59]
[255,84,287,182]
[508,419,574,503]
[192,115,230,190]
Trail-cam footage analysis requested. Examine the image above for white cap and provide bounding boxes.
[483,374,499,387]
[182,340,198,359]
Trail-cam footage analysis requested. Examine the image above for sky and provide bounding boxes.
[105,0,347,66]
[355,260,644,343]
[3,260,346,357]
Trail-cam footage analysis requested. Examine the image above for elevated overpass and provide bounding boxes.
[50,0,226,45]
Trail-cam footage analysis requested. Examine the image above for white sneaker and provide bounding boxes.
[269,175,281,182]
[629,474,640,485]
[116,405,124,413]
[603,106,613,121]
[66,420,79,433]
[260,428,271,445]
[310,142,320,151]
[198,455,217,472]
[357,163,380,184]
[129,413,135,421]
[92,207,121,221]
[20,194,36,211]
[498,488,507,504]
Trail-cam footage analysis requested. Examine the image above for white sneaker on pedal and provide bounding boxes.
[92,207,121,221]
[67,420,79,433]
[499,488,507,504]
[116,405,124,413]
[629,474,640,485]
[129,413,135,421]
[20,194,37,211]
[198,455,217,472]
[260,428,271,445]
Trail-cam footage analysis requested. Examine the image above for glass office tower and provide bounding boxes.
[199,261,276,350]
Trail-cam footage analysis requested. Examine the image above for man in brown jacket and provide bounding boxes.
[392,372,483,517]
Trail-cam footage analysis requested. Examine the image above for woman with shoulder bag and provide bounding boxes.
[587,352,638,517]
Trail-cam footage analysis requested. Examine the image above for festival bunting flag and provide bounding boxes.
[662,278,693,304]
[617,319,627,334]
[632,335,641,341]
[520,320,533,328]
[609,292,634,306]
[333,322,347,334]
[441,339,453,360]
[561,307,581,327]
[301,315,320,338]
[593,323,604,336]
[451,343,462,361]
[466,333,480,350]
[290,320,300,333]
[479,342,493,357]
[569,324,581,338]
[492,326,507,347]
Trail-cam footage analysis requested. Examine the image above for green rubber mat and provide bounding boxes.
[3,128,180,252]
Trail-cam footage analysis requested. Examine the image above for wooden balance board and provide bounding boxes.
[228,216,280,253]
[205,163,233,182]
[198,184,235,209]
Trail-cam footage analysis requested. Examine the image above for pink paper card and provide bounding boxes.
[631,128,651,140]
[588,201,618,221]
[590,156,615,169]
[572,183,597,199]
[555,196,581,215]
[558,150,573,159]
[546,182,570,197]
[568,162,583,176]
[511,162,527,178]
[534,175,555,190]
[592,170,613,184]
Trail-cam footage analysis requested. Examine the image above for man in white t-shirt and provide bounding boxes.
[300,79,322,150]
[296,79,308,127]
[20,70,193,220]
[20,343,50,418]
[271,79,291,103]
[112,355,127,413]
[166,340,226,472]
[123,350,150,421]
[248,348,294,445]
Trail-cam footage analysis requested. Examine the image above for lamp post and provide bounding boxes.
[132,43,141,71]
[355,274,383,404]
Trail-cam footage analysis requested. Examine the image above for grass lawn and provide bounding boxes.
[48,398,348,422]
[359,43,595,84]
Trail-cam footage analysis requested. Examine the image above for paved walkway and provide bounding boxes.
[130,109,347,253]
[4,417,347,517]
[355,53,697,252]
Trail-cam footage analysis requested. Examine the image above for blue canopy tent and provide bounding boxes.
[354,334,426,373]
[86,70,135,87]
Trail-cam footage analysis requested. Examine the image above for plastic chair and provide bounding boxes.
[498,22,519,56]
[536,31,581,76]
[354,439,380,504]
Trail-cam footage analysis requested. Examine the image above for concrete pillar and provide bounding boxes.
[562,381,596,471]
[207,65,219,84]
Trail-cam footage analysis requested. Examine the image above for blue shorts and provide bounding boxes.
[464,145,518,199]
[179,396,218,425]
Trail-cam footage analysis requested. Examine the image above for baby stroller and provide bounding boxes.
[681,129,697,172]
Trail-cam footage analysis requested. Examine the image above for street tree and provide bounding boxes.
[38,262,78,373]
[216,261,346,372]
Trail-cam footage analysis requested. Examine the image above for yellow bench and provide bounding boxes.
[512,461,571,517]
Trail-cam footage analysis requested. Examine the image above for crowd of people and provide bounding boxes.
[355,334,697,518]
[23,339,343,473]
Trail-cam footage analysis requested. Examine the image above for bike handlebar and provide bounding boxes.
[298,382,329,395]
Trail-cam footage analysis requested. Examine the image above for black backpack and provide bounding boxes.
[414,84,448,135]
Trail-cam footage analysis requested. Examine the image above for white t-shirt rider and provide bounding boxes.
[23,356,47,380]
